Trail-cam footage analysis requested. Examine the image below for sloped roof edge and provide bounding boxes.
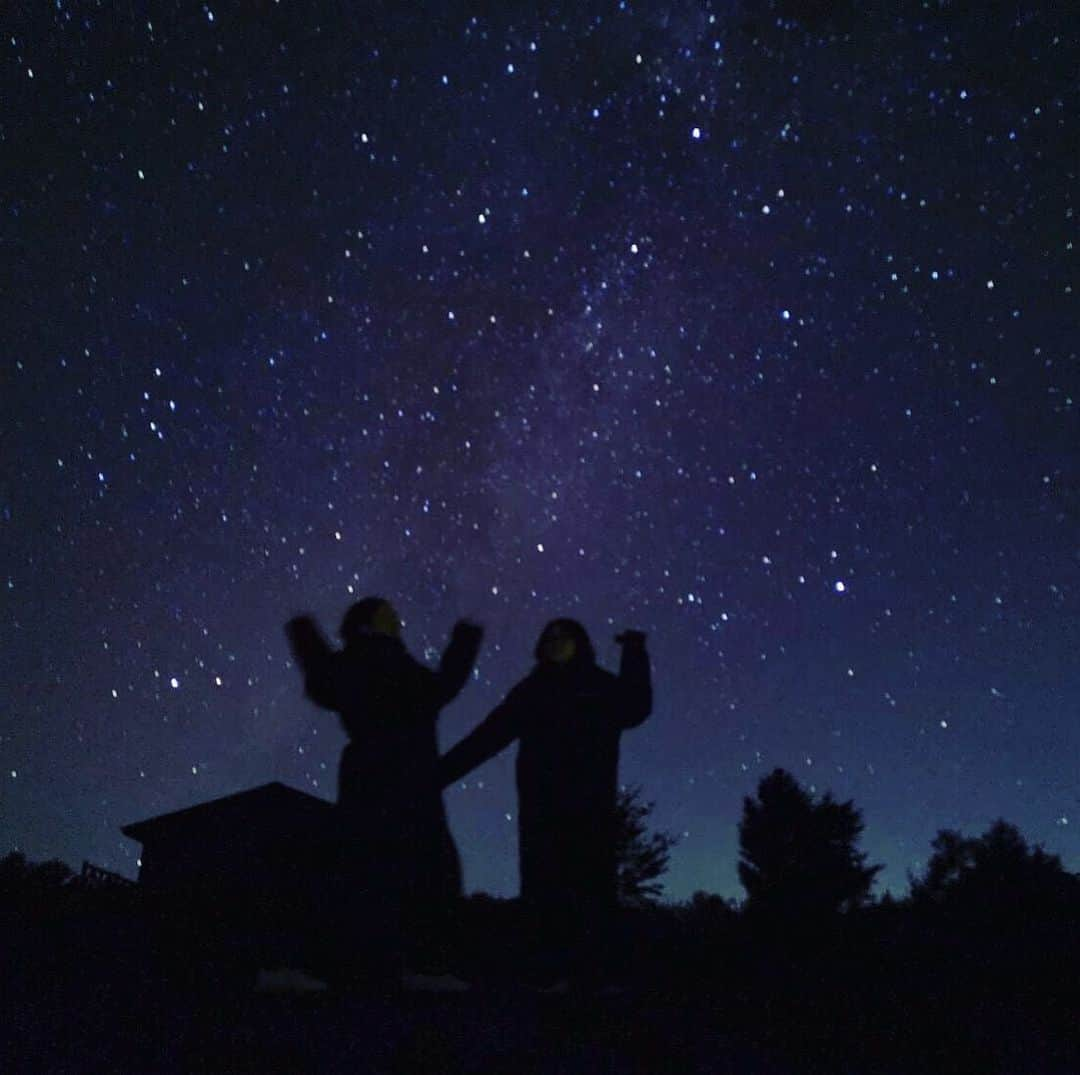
[121,781,334,842]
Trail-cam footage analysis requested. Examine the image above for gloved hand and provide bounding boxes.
[615,629,647,647]
[285,614,319,647]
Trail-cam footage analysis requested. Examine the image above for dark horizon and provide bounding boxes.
[3,2,1077,904]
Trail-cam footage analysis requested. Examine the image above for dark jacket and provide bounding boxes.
[439,639,651,908]
[286,617,481,903]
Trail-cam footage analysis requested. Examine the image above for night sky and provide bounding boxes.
[3,1,1077,902]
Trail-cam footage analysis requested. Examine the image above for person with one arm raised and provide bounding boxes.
[439,619,652,986]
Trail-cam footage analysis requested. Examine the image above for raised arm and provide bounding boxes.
[426,619,484,709]
[438,690,523,789]
[285,615,340,710]
[614,630,652,729]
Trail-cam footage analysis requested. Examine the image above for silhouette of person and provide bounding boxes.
[438,619,651,982]
[286,598,482,980]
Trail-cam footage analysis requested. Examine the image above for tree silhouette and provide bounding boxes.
[910,819,1080,912]
[738,768,881,918]
[0,850,74,900]
[614,785,678,907]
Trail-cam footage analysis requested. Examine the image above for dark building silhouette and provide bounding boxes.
[122,782,335,900]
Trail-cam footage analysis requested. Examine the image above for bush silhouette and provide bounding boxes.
[738,768,881,919]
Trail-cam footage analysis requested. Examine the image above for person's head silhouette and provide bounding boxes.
[534,618,595,667]
[340,596,402,644]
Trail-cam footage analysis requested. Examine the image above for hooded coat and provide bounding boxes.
[286,616,481,905]
[439,634,651,910]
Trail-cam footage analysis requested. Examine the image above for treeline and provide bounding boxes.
[734,767,1079,918]
[613,768,1080,921]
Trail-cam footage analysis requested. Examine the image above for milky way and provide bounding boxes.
[3,2,1077,899]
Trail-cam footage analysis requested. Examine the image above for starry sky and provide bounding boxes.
[3,1,1077,901]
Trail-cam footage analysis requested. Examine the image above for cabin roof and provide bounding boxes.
[121,782,334,844]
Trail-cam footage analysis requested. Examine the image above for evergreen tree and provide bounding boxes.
[738,768,881,918]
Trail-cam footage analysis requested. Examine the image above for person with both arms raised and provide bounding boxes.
[286,596,482,987]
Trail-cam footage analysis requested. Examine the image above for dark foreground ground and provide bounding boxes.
[4,894,1077,1074]
[5,969,1077,1075]
[5,980,801,1075]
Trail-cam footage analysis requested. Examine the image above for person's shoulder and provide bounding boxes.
[503,669,544,701]
[509,670,538,693]
[589,664,618,686]
[319,646,348,672]
[587,665,629,707]
[394,645,435,681]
